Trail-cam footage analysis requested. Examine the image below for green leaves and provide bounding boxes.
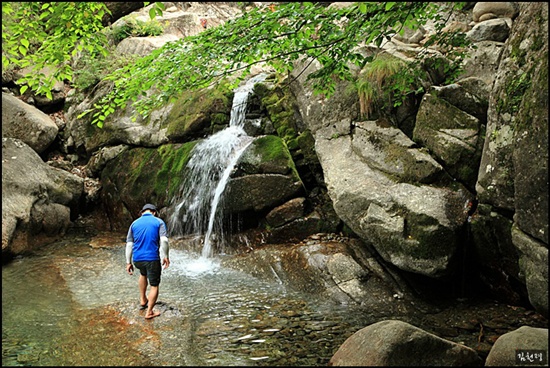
[86,2,462,127]
[4,2,467,128]
[3,2,111,99]
[148,2,165,19]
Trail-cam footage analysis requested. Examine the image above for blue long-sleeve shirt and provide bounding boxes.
[126,213,169,262]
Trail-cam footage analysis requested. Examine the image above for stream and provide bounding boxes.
[3,230,548,366]
[2,231,380,366]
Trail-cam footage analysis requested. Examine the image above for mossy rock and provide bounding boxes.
[165,84,232,141]
[100,141,197,230]
[237,135,299,179]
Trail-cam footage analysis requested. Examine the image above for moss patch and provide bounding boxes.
[101,141,199,211]
[252,135,298,175]
[157,142,198,198]
[165,83,232,138]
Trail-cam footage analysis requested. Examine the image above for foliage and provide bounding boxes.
[3,2,468,127]
[1,1,163,99]
[2,2,111,99]
[356,53,413,118]
[110,17,164,43]
[81,2,468,127]
[72,48,137,92]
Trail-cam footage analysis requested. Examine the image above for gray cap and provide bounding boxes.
[141,203,157,212]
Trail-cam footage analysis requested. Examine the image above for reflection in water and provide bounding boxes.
[2,234,375,366]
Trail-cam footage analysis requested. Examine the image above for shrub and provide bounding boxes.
[356,53,422,119]
[110,18,164,43]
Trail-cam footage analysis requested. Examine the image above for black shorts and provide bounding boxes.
[134,260,162,286]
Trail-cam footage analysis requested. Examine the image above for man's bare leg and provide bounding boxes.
[138,275,148,307]
[145,285,160,319]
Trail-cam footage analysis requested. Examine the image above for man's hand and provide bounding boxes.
[162,258,170,269]
[126,263,134,275]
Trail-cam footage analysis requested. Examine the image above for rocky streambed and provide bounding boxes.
[2,230,547,366]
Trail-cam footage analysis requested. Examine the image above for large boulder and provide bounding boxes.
[2,93,58,154]
[226,135,305,213]
[64,79,171,157]
[466,18,511,43]
[2,138,83,256]
[472,2,520,23]
[289,58,473,278]
[322,133,470,278]
[485,326,548,366]
[413,93,484,190]
[329,320,482,366]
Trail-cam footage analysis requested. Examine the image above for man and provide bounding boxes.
[126,203,170,319]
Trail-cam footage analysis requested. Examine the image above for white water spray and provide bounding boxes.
[169,74,268,264]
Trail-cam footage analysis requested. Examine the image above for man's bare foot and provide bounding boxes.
[144,310,161,319]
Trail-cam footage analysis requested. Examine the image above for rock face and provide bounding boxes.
[289,57,473,278]
[472,1,548,317]
[289,2,548,318]
[99,134,304,232]
[2,138,83,255]
[328,320,482,366]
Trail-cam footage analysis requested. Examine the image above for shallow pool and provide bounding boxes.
[2,233,380,366]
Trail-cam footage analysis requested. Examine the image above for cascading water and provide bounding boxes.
[168,73,268,262]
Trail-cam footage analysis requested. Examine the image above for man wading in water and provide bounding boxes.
[126,203,171,319]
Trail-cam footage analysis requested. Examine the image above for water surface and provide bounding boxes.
[2,233,376,366]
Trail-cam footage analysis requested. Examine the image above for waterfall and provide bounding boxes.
[169,73,268,259]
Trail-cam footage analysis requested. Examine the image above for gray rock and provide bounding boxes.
[472,2,519,23]
[2,138,83,255]
[115,34,180,56]
[485,326,548,366]
[512,225,549,318]
[329,320,482,366]
[414,93,483,188]
[2,93,58,154]
[466,18,510,42]
[266,197,306,227]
